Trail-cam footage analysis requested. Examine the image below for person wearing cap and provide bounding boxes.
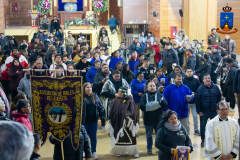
[53,39,64,56]
[207,28,221,46]
[210,45,222,84]
[219,34,236,55]
[147,32,154,45]
[54,27,64,42]
[106,87,140,158]
[162,42,179,75]
[225,58,239,111]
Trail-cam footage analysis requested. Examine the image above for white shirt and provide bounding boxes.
[101,54,110,65]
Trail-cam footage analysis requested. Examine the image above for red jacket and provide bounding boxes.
[153,44,161,63]
[12,110,33,132]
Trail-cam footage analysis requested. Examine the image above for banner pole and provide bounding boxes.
[52,57,56,78]
[61,141,64,160]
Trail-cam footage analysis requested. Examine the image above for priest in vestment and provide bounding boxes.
[205,101,239,160]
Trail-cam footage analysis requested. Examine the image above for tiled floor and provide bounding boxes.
[39,106,239,160]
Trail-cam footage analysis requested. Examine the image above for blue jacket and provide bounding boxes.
[130,78,147,103]
[134,60,140,76]
[86,66,98,84]
[135,46,142,54]
[139,36,147,43]
[163,84,193,118]
[128,58,139,73]
[109,57,125,69]
[43,34,48,41]
[108,18,118,27]
[157,74,169,87]
[141,43,146,52]
[90,58,102,65]
[195,82,221,113]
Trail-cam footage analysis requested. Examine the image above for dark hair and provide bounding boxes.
[10,58,23,69]
[33,133,41,148]
[139,53,144,58]
[137,72,143,78]
[55,54,61,59]
[43,31,46,33]
[185,66,192,71]
[10,93,26,119]
[62,55,67,59]
[207,46,212,50]
[12,47,19,51]
[204,54,210,59]
[82,56,87,59]
[0,55,8,66]
[226,58,234,64]
[94,60,100,65]
[17,99,29,112]
[187,49,193,54]
[231,54,236,60]
[216,101,229,110]
[30,61,36,66]
[158,111,178,129]
[121,42,124,44]
[135,61,143,69]
[211,28,216,32]
[0,51,3,56]
[121,64,129,76]
[112,69,121,75]
[174,73,182,79]
[174,65,182,71]
[145,74,159,87]
[144,57,150,61]
[55,65,63,69]
[102,63,108,68]
[165,42,170,46]
[203,73,211,79]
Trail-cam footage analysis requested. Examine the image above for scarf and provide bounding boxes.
[15,65,22,70]
[164,120,181,131]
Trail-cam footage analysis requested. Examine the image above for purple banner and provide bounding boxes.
[31,75,83,150]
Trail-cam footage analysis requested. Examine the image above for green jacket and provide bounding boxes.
[144,48,155,64]
[40,18,50,24]
[65,36,75,49]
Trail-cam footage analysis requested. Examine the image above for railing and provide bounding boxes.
[5,13,39,28]
[98,40,113,53]
[63,12,98,30]
[118,12,124,42]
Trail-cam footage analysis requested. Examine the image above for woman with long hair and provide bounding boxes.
[106,87,139,158]
[135,42,142,55]
[82,82,104,160]
[8,59,24,101]
[155,111,193,160]
[121,64,134,84]
[144,42,155,65]
[134,61,144,77]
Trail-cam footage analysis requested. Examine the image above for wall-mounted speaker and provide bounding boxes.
[153,10,157,17]
[179,9,183,17]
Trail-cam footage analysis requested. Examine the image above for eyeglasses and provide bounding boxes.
[219,108,229,112]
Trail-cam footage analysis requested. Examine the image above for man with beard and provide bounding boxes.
[195,74,221,147]
[210,45,222,84]
[75,56,92,82]
[163,73,193,133]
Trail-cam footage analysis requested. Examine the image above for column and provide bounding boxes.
[83,0,89,13]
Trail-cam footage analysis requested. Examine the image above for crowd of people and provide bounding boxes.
[0,21,239,160]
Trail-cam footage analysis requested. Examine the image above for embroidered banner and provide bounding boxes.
[171,149,190,160]
[31,72,83,150]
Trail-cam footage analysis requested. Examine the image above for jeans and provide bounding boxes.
[40,24,50,32]
[200,112,217,141]
[179,117,189,133]
[110,26,116,32]
[211,70,219,84]
[66,48,73,54]
[145,125,157,149]
[188,103,199,131]
[167,64,173,75]
[82,120,98,153]
[226,87,235,109]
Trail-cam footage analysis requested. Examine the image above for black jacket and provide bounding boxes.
[75,59,92,83]
[55,31,64,42]
[233,69,240,94]
[155,125,193,160]
[195,82,221,113]
[225,63,239,88]
[195,50,204,67]
[140,91,168,126]
[37,31,43,42]
[210,51,222,71]
[53,42,64,56]
[183,76,201,103]
[162,48,179,66]
[93,72,109,96]
[195,59,212,80]
[139,66,155,80]
[185,54,196,71]
[82,94,104,124]
[30,51,41,63]
[174,47,185,60]
[34,66,49,76]
[0,36,8,50]
[49,125,91,160]
[30,153,41,160]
